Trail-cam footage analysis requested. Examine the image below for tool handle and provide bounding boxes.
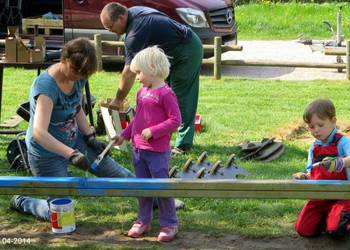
[311,157,337,167]
[94,140,114,165]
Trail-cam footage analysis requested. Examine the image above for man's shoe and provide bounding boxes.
[127,223,150,238]
[157,226,178,242]
[174,199,185,210]
[171,147,191,156]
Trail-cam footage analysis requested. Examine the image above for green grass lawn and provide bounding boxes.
[1,2,350,248]
[1,67,350,248]
[237,3,350,40]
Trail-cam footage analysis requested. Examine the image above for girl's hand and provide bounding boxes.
[141,128,152,140]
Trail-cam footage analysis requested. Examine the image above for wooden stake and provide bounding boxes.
[94,34,103,71]
[346,40,350,80]
[214,36,222,80]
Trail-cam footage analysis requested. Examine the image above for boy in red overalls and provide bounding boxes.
[294,98,350,238]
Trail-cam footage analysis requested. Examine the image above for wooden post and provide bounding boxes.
[214,36,222,80]
[346,40,350,80]
[94,34,103,71]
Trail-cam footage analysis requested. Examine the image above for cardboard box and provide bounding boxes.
[33,36,46,62]
[35,36,46,49]
[31,49,44,63]
[17,39,31,63]
[5,37,17,62]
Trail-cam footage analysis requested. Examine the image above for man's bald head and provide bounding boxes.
[100,3,128,35]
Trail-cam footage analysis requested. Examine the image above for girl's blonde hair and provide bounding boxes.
[130,46,170,79]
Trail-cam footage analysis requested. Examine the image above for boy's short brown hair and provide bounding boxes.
[303,98,336,123]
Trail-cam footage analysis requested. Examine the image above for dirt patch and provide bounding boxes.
[1,227,350,249]
[271,119,350,143]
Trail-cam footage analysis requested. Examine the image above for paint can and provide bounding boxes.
[49,198,76,234]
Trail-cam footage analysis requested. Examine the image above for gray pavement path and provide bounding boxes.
[201,40,346,81]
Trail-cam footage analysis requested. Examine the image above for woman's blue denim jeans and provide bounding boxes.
[11,133,134,221]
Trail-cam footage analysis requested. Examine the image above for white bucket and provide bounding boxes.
[49,198,76,234]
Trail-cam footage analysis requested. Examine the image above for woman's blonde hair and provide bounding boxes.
[130,46,170,79]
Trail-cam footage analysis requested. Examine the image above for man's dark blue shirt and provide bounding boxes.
[124,6,192,64]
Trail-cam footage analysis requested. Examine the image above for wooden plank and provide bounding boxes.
[100,40,243,52]
[99,104,127,151]
[221,59,346,69]
[22,26,62,35]
[99,105,116,137]
[22,16,63,28]
[101,55,125,64]
[110,108,128,152]
[325,46,346,56]
[1,188,349,200]
[0,177,350,199]
[203,44,243,53]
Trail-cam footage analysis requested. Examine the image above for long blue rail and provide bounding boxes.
[0,176,349,199]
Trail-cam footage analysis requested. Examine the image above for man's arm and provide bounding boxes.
[109,64,136,110]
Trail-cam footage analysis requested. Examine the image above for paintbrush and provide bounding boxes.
[90,140,114,171]
[311,157,336,168]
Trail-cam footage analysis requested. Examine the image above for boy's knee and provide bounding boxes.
[295,224,319,237]
[328,212,350,239]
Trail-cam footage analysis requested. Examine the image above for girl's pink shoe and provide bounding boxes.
[157,226,178,242]
[127,223,150,238]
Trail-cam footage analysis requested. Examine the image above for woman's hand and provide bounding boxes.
[84,133,107,154]
[69,150,90,170]
[292,172,309,180]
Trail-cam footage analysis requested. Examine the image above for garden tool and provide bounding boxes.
[176,158,201,179]
[192,151,213,176]
[239,138,275,160]
[90,140,114,171]
[254,142,285,162]
[219,154,249,178]
[311,157,337,168]
[239,138,285,162]
[169,165,179,178]
[203,161,225,179]
[201,154,249,179]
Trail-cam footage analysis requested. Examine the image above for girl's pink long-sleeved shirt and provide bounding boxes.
[121,85,181,152]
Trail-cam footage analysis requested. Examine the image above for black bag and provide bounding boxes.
[6,137,31,173]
